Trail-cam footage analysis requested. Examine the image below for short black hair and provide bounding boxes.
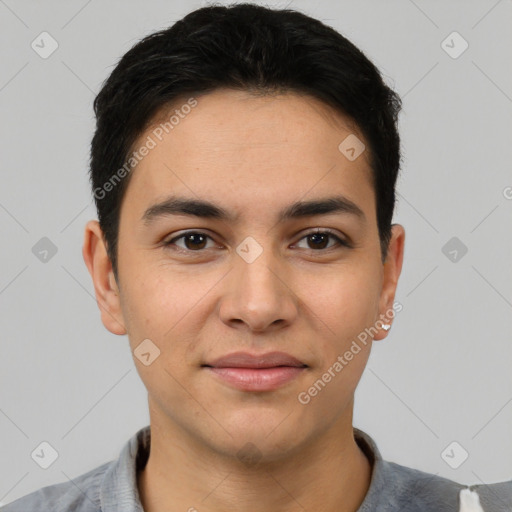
[89,2,402,282]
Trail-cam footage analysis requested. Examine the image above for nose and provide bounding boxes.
[218,244,298,333]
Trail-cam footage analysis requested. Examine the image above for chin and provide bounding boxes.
[206,419,308,463]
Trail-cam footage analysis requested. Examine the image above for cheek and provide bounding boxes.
[299,267,380,345]
[120,265,212,359]
[122,263,180,323]
[120,271,197,395]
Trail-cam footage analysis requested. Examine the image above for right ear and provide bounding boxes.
[82,220,127,335]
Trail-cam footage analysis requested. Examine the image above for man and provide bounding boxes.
[2,3,510,512]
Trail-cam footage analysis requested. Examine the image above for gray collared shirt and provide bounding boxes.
[2,425,511,511]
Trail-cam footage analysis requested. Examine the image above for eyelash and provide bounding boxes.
[162,229,351,254]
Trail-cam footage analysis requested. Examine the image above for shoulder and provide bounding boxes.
[377,459,512,511]
[0,460,112,512]
[469,478,512,512]
[354,428,512,511]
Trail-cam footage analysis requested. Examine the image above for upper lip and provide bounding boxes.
[203,351,308,369]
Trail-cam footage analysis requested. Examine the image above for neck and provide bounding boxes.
[138,411,372,512]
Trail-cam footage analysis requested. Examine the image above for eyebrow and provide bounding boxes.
[141,194,366,226]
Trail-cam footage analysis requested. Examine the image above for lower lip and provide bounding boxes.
[204,366,306,391]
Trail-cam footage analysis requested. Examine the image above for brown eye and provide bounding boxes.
[164,231,214,251]
[306,232,330,250]
[294,229,349,251]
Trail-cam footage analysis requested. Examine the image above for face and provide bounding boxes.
[84,88,404,462]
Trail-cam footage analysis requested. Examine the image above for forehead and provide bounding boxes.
[120,89,375,224]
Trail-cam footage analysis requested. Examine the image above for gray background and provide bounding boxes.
[1,0,511,506]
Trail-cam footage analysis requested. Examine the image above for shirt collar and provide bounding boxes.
[99,425,385,512]
[353,426,389,511]
[100,425,150,512]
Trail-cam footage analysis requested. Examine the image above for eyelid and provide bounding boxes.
[292,228,350,249]
[163,228,351,252]
[163,230,219,252]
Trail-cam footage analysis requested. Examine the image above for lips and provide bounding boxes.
[202,351,308,391]
[203,351,308,369]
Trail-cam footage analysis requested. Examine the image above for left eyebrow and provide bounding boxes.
[141,194,366,226]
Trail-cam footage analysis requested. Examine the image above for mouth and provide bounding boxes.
[201,351,308,391]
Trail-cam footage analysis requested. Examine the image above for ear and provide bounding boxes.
[373,224,405,341]
[82,220,127,336]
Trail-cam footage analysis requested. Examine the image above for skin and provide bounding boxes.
[83,88,405,512]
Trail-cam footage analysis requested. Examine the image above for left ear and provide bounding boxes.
[373,224,405,341]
